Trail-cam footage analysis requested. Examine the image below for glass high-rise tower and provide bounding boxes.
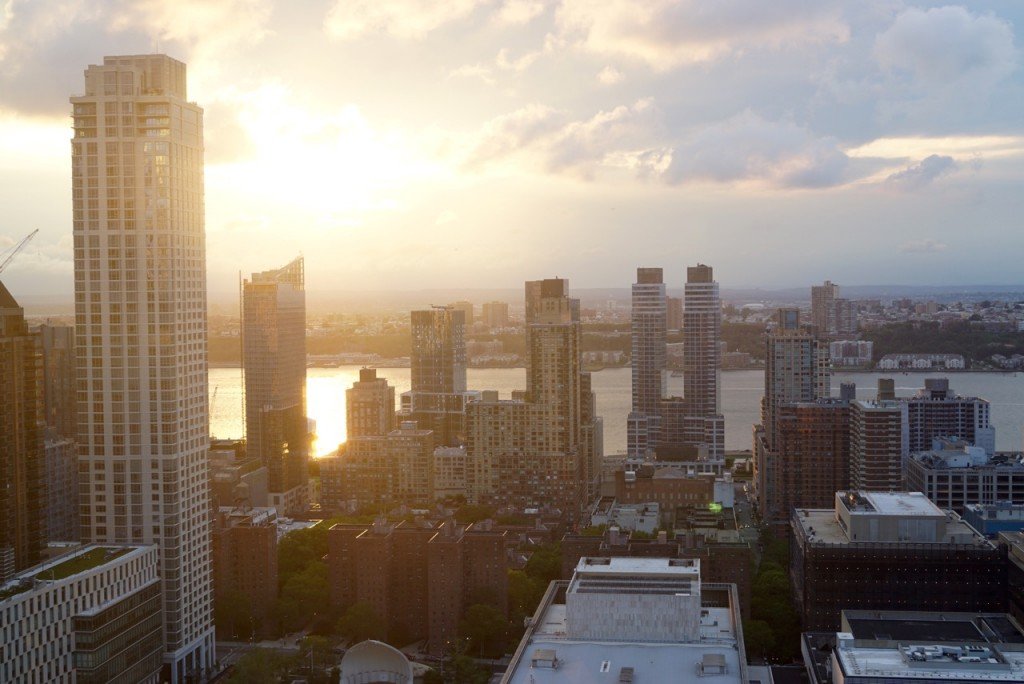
[71,55,214,681]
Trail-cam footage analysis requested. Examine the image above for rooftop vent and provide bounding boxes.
[619,666,635,682]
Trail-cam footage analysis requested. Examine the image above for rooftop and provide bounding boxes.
[839,491,944,517]
[0,545,145,602]
[502,580,745,684]
[793,508,990,547]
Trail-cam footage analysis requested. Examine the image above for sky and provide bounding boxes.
[1,1,1023,298]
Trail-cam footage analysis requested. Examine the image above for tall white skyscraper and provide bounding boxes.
[71,55,214,681]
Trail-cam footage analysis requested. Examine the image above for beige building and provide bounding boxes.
[71,55,214,680]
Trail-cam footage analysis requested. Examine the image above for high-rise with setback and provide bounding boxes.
[71,55,214,680]
[243,256,309,515]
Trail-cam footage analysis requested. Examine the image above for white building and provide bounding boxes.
[502,556,747,683]
[71,55,215,681]
[0,544,162,683]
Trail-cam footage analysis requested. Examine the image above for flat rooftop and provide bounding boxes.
[841,491,944,517]
[835,642,1024,681]
[504,585,743,684]
[794,509,990,547]
[572,556,699,576]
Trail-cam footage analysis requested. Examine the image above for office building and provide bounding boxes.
[791,492,1005,630]
[1001,531,1024,625]
[0,544,162,683]
[243,256,309,516]
[906,438,1024,513]
[501,557,748,684]
[628,268,666,458]
[481,300,509,328]
[345,368,395,439]
[965,502,1024,538]
[71,55,214,679]
[802,610,1024,684]
[0,282,44,581]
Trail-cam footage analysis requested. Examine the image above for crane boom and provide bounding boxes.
[0,229,39,274]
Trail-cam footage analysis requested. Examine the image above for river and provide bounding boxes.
[208,367,1024,458]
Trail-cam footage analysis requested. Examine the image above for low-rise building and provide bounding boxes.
[792,491,1005,631]
[965,503,1024,538]
[589,497,660,534]
[906,438,1024,513]
[802,610,1024,684]
[501,557,748,683]
[0,544,162,683]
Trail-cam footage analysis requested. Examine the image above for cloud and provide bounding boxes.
[496,0,546,26]
[0,0,271,116]
[900,238,948,254]
[597,66,623,85]
[664,111,850,188]
[885,154,957,191]
[875,6,1017,87]
[556,0,849,70]
[435,209,459,225]
[324,0,488,40]
[465,98,665,178]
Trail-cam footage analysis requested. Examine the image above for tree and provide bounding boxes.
[278,525,328,587]
[449,654,491,684]
[336,602,387,644]
[227,648,294,684]
[460,603,509,658]
[743,619,776,661]
[276,561,330,633]
[524,543,562,584]
[215,589,253,640]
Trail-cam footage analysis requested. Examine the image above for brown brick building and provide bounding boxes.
[774,399,851,515]
[327,519,508,652]
[211,507,278,639]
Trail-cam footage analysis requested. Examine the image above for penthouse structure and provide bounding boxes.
[0,544,162,683]
[327,519,507,654]
[791,491,1005,630]
[906,438,1024,513]
[502,557,748,683]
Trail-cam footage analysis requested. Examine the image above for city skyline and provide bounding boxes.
[3,2,1024,298]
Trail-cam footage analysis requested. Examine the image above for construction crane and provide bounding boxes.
[0,229,39,275]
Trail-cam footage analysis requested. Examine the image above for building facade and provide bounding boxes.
[243,257,309,516]
[628,268,666,459]
[0,544,162,684]
[906,439,1024,513]
[345,368,395,439]
[791,492,1005,631]
[0,282,44,581]
[71,55,214,680]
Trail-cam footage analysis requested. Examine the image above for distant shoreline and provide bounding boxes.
[209,362,1018,374]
